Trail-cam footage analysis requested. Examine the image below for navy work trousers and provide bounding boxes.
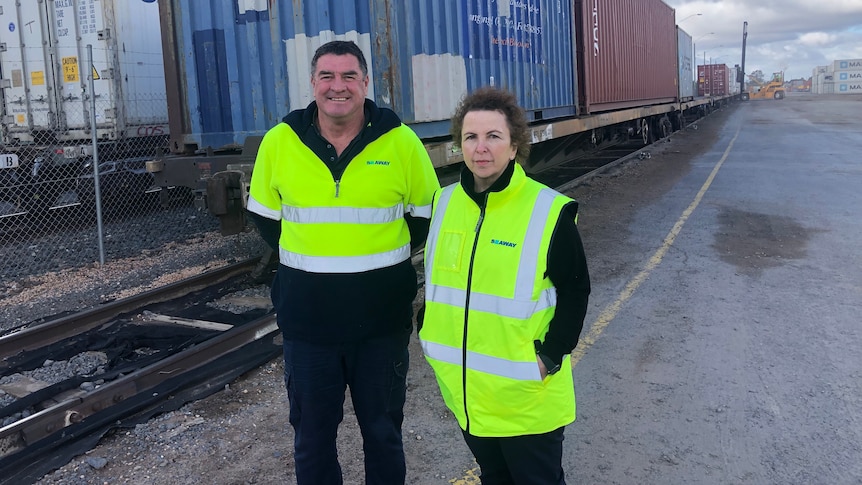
[462,426,567,485]
[282,328,411,485]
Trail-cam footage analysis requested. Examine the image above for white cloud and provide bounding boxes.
[798,32,838,47]
[667,0,862,79]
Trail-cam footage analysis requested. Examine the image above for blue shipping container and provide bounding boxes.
[160,0,577,153]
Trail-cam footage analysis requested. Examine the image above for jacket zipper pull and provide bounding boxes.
[335,179,341,198]
[474,212,484,232]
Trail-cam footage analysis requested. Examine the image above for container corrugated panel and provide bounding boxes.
[832,59,862,71]
[676,27,694,100]
[0,0,168,144]
[835,70,862,82]
[161,0,576,153]
[836,82,862,94]
[577,0,678,113]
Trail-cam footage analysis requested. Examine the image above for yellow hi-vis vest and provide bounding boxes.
[420,164,576,437]
[247,122,435,273]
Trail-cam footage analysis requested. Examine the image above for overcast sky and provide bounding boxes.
[664,0,862,80]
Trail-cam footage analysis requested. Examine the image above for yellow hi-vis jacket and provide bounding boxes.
[247,122,436,273]
[420,164,576,437]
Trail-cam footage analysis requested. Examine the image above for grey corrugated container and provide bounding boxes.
[0,0,168,145]
[677,27,694,100]
[159,0,578,154]
[832,59,862,72]
[576,0,678,113]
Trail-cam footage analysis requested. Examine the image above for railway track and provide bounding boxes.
[0,258,280,484]
[0,106,722,485]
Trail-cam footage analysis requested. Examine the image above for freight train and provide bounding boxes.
[0,0,168,213]
[0,0,734,226]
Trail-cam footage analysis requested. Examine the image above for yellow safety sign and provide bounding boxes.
[62,56,79,83]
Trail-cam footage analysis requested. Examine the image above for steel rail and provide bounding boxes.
[0,257,259,362]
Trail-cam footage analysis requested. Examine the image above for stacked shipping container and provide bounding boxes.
[812,59,862,94]
[158,0,683,153]
[0,0,699,155]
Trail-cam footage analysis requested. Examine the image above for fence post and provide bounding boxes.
[87,44,106,265]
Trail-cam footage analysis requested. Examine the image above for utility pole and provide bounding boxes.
[740,21,748,96]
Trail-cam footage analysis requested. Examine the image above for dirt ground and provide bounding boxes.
[33,103,735,485]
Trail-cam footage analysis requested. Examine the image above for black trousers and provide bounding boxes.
[462,426,567,485]
[283,329,410,485]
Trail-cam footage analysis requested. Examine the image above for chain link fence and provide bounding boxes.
[0,93,230,283]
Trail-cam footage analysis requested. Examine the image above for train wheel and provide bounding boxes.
[641,119,651,145]
[659,116,673,139]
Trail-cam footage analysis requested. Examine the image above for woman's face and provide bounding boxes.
[461,110,517,193]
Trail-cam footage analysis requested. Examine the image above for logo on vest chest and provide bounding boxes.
[366,160,390,166]
[490,238,518,248]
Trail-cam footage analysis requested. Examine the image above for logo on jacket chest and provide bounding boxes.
[490,238,518,248]
[366,160,390,166]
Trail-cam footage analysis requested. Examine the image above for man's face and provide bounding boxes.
[311,53,369,124]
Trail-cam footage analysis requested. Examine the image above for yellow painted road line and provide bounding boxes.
[571,124,741,366]
[449,125,741,484]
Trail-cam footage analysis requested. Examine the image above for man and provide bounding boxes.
[247,40,440,484]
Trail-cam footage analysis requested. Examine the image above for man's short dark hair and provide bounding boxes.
[311,40,368,77]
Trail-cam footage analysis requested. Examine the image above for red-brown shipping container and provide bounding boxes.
[576,0,679,113]
[697,64,730,96]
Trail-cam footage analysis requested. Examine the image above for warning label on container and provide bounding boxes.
[62,56,79,83]
[31,71,45,86]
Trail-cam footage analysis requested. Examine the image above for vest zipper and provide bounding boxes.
[334,179,341,198]
[462,198,487,434]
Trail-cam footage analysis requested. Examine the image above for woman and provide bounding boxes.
[419,86,591,485]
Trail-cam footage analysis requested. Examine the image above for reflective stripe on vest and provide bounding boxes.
[421,340,542,381]
[279,244,410,273]
[283,204,404,225]
[278,203,411,272]
[425,185,560,321]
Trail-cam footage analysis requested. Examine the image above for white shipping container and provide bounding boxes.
[727,66,741,95]
[833,70,862,83]
[836,82,862,94]
[832,59,862,72]
[0,0,167,145]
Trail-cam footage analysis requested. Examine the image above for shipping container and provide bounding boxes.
[676,26,694,101]
[834,70,862,82]
[697,64,729,96]
[836,82,862,94]
[575,0,678,113]
[0,0,168,147]
[832,59,862,72]
[159,0,577,154]
[728,66,741,95]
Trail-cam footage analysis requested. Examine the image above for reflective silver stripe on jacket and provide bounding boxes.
[282,204,404,224]
[421,340,542,381]
[425,185,561,319]
[406,202,433,219]
[247,196,282,220]
[279,244,411,273]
